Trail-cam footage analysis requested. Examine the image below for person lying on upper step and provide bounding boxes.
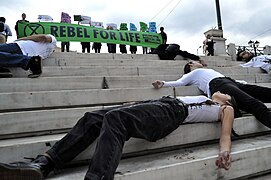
[0,92,235,180]
[152,60,271,129]
[151,43,207,64]
[237,50,271,74]
[0,34,57,78]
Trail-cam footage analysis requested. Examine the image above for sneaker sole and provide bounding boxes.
[0,163,43,180]
[28,74,41,78]
[0,73,13,78]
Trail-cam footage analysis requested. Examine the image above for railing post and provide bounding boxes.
[227,43,236,61]
[263,45,271,55]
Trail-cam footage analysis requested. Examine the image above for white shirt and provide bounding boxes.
[240,55,271,73]
[163,68,225,97]
[0,23,12,36]
[16,34,57,59]
[177,95,220,123]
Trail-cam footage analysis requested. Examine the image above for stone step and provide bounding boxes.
[0,87,202,111]
[9,66,263,78]
[0,100,270,138]
[50,52,160,60]
[1,74,270,93]
[45,56,238,67]
[13,134,271,180]
[0,75,179,93]
[50,52,232,61]
[2,83,271,112]
[0,114,270,164]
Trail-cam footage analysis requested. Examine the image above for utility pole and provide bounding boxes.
[215,0,223,30]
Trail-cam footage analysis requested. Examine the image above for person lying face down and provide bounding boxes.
[0,92,235,179]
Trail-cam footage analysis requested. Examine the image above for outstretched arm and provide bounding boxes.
[216,105,234,170]
[17,34,52,43]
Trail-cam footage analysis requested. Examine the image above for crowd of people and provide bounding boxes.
[1,12,271,180]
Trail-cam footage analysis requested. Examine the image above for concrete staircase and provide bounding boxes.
[1,52,271,180]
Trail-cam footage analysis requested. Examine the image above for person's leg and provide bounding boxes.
[46,108,116,169]
[0,106,121,179]
[61,42,65,52]
[87,43,90,53]
[238,83,271,102]
[85,97,187,180]
[82,42,86,53]
[210,78,271,128]
[66,42,70,52]
[0,51,30,69]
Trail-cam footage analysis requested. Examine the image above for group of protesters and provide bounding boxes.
[1,11,271,180]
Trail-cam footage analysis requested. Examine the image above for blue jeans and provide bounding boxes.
[46,97,188,180]
[0,43,31,70]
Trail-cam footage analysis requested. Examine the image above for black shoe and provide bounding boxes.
[0,67,13,78]
[0,155,55,180]
[0,162,43,180]
[31,155,55,177]
[28,56,42,78]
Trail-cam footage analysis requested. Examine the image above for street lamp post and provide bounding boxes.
[215,0,223,30]
[248,40,260,57]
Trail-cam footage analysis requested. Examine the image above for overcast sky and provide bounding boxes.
[1,0,271,54]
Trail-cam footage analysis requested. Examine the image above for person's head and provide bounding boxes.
[160,27,164,32]
[183,61,203,74]
[212,91,242,118]
[0,17,6,23]
[236,50,254,62]
[206,34,211,39]
[22,13,26,20]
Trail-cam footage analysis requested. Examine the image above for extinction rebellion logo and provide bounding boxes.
[23,23,45,36]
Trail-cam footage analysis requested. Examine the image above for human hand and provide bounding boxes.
[152,80,164,89]
[199,59,207,67]
[215,151,231,170]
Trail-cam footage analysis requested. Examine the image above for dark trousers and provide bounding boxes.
[209,77,271,127]
[61,42,70,52]
[81,42,91,53]
[46,97,187,180]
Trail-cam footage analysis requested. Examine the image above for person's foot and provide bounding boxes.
[0,67,13,78]
[28,56,42,78]
[0,155,54,180]
[0,162,43,180]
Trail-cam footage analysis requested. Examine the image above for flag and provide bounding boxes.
[80,15,91,24]
[148,22,157,33]
[130,23,137,31]
[38,15,53,21]
[61,12,71,23]
[106,23,118,30]
[120,23,128,30]
[91,21,104,28]
[139,22,148,32]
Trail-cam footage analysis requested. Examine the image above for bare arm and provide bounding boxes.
[17,34,52,43]
[216,105,234,170]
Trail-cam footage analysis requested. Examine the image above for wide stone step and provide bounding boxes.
[45,56,238,67]
[50,52,232,61]
[1,74,270,93]
[0,114,270,164]
[0,75,179,92]
[0,100,270,138]
[0,87,203,111]
[9,66,263,78]
[37,134,271,179]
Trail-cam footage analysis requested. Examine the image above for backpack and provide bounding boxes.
[0,22,4,32]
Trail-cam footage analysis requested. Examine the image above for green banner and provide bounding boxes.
[18,22,162,48]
